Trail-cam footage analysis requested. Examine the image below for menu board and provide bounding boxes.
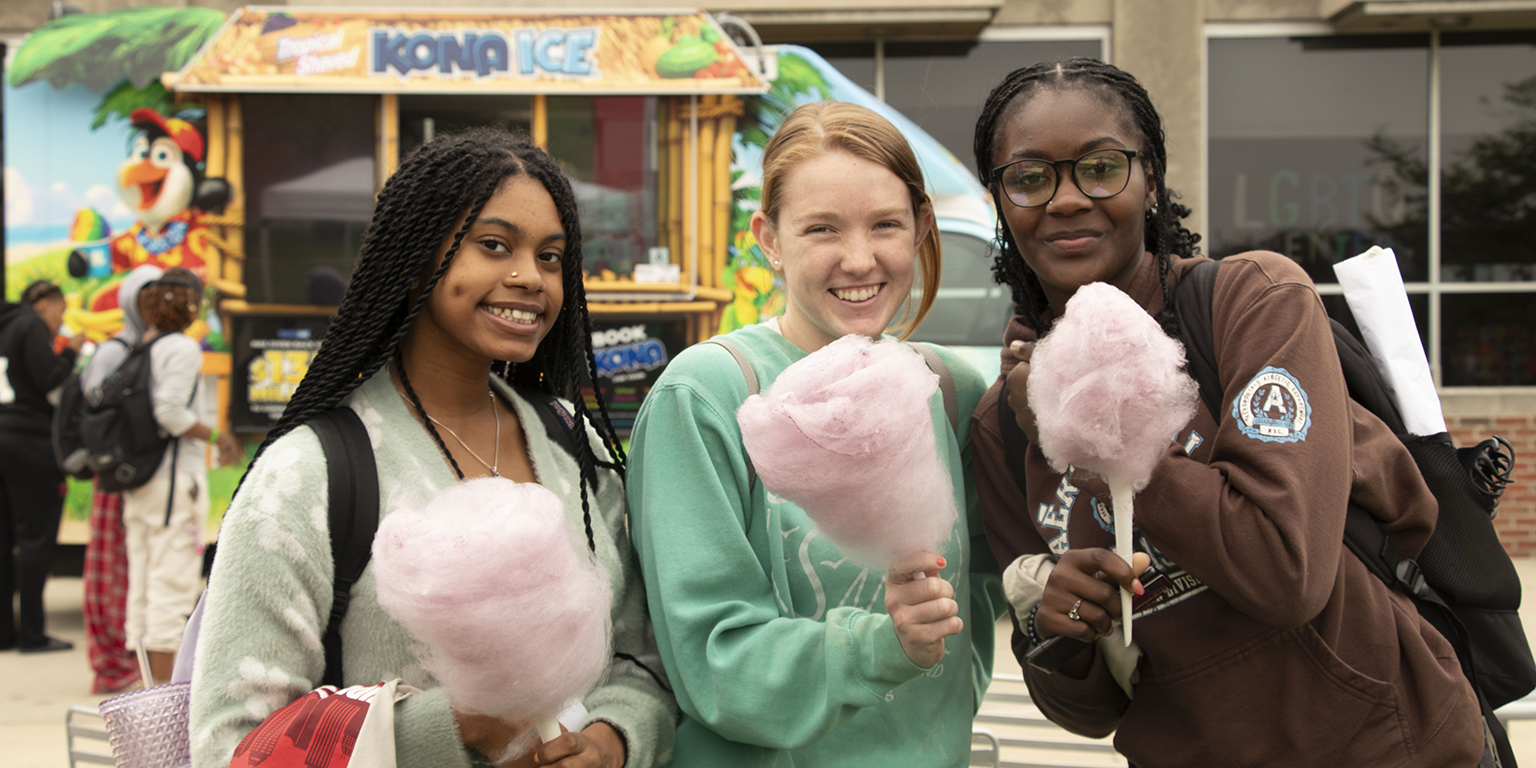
[584,319,687,434]
[228,312,332,432]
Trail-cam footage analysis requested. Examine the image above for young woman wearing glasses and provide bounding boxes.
[968,59,1485,767]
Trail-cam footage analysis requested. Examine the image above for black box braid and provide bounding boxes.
[972,57,1202,340]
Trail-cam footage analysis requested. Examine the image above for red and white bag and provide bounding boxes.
[229,679,419,768]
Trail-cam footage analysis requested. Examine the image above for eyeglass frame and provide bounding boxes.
[990,148,1149,209]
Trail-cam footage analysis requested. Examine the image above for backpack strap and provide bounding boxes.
[705,338,758,393]
[996,379,1034,499]
[703,338,759,489]
[1172,259,1223,422]
[160,338,200,527]
[308,407,379,689]
[911,342,959,435]
[514,386,599,492]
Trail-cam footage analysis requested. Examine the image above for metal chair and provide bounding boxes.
[1497,690,1536,731]
[971,673,1127,768]
[66,705,114,768]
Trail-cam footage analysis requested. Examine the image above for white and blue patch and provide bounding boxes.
[1232,366,1311,443]
[1182,430,1204,455]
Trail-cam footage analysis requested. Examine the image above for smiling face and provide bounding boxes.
[752,149,931,353]
[414,174,567,366]
[991,88,1156,315]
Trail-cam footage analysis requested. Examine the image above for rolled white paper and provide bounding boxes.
[1332,246,1446,436]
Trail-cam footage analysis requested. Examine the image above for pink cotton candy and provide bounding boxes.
[1028,282,1199,490]
[370,478,611,723]
[736,335,957,569]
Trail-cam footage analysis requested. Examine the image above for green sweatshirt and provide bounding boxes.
[626,324,1005,767]
[189,369,676,768]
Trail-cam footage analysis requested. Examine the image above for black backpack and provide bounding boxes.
[1174,258,1531,766]
[78,333,179,492]
[53,337,129,480]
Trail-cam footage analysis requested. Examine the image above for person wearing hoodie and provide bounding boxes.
[0,280,88,652]
[121,267,236,685]
[78,265,161,691]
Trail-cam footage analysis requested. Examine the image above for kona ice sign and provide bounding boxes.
[168,7,767,94]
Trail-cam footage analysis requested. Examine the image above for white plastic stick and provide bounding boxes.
[536,715,562,743]
[1110,478,1135,646]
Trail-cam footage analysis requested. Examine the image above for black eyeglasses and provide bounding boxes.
[992,148,1147,209]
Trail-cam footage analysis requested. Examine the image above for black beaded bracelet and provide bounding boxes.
[1024,602,1046,648]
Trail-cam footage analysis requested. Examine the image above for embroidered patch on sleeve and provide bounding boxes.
[1231,366,1311,443]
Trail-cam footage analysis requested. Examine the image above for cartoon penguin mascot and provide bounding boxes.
[69,108,230,294]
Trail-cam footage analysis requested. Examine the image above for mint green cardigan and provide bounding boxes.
[626,324,1006,767]
[189,369,676,768]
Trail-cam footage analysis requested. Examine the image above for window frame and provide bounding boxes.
[1205,23,1536,392]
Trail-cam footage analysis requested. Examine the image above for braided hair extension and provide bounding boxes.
[238,127,625,555]
[487,140,627,554]
[971,57,1202,338]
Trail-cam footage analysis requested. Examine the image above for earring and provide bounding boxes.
[1149,204,1159,217]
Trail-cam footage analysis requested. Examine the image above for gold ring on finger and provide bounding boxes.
[1067,599,1083,622]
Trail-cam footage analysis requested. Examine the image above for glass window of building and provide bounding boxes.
[883,39,1104,168]
[802,43,878,94]
[242,93,376,305]
[1209,33,1536,387]
[1440,33,1536,385]
[806,38,1105,167]
[1208,36,1430,285]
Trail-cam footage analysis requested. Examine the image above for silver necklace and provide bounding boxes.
[401,388,500,477]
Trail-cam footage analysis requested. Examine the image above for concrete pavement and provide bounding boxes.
[10,562,1536,768]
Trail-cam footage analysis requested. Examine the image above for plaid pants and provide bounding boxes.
[84,484,137,693]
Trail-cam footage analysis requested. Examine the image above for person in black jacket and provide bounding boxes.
[0,280,88,652]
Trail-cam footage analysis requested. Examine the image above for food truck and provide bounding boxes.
[3,6,999,532]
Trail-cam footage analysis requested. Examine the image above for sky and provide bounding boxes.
[5,78,137,244]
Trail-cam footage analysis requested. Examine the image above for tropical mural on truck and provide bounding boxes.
[4,7,246,533]
[6,6,232,349]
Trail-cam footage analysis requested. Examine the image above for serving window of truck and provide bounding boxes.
[163,7,769,430]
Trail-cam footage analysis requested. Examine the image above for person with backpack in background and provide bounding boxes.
[122,267,236,686]
[967,59,1488,767]
[77,264,164,691]
[189,129,677,768]
[0,280,88,653]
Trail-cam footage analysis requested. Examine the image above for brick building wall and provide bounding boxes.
[1449,415,1536,557]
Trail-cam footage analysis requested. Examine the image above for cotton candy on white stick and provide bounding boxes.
[737,335,958,573]
[372,478,611,748]
[1028,283,1199,645]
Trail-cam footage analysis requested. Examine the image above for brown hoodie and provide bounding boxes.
[972,251,1482,767]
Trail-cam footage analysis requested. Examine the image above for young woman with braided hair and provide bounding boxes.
[968,59,1484,766]
[190,128,676,768]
